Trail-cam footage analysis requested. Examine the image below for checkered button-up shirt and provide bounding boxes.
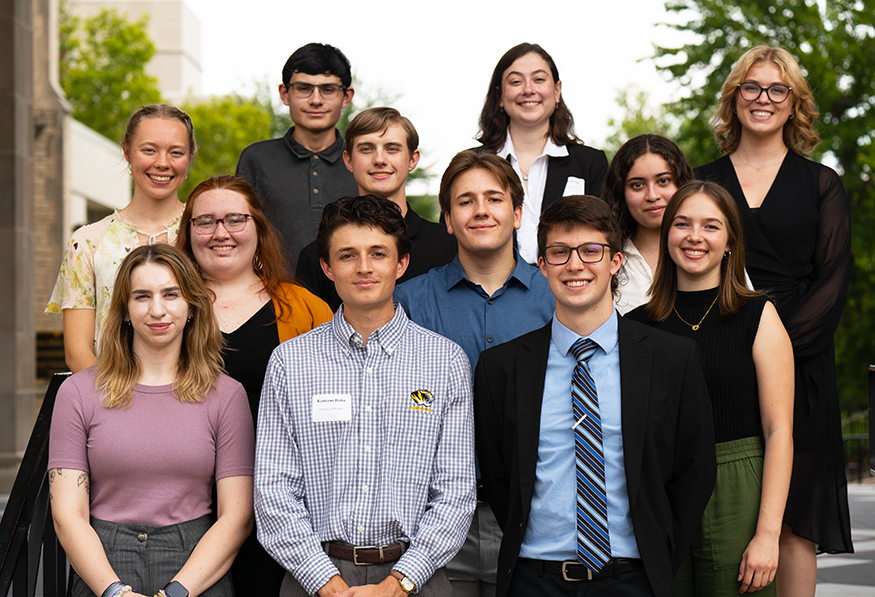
[255,305,476,595]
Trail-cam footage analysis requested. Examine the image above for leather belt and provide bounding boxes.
[324,541,407,565]
[518,557,642,581]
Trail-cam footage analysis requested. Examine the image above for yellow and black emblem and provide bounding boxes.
[410,389,435,413]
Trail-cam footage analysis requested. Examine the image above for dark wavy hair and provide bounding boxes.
[476,43,578,151]
[316,195,412,264]
[538,195,623,297]
[177,175,298,321]
[602,134,695,245]
[646,181,761,322]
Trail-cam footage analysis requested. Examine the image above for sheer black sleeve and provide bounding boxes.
[784,166,851,360]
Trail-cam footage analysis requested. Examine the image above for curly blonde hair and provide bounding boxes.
[712,45,820,156]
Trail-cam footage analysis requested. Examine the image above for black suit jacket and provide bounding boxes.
[474,317,716,597]
[471,142,609,209]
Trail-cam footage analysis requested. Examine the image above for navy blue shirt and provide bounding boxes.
[394,251,554,371]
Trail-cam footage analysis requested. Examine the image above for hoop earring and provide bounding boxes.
[724,250,731,259]
[789,113,795,120]
[253,253,264,271]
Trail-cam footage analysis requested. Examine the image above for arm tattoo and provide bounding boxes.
[77,472,90,496]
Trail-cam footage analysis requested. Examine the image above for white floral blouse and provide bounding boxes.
[46,210,182,352]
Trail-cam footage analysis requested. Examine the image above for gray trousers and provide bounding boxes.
[445,502,501,597]
[70,515,234,597]
[280,558,452,597]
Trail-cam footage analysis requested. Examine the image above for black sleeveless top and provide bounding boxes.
[627,289,768,443]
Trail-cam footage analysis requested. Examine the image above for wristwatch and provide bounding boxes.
[390,570,415,594]
[159,581,189,597]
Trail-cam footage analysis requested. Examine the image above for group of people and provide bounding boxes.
[43,38,850,597]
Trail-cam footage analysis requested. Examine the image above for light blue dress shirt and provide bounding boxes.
[519,309,640,560]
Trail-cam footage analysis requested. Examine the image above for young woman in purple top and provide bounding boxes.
[48,244,255,597]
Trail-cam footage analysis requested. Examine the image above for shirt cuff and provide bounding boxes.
[295,549,341,596]
[393,547,435,594]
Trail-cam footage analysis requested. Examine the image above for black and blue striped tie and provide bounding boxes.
[571,337,611,573]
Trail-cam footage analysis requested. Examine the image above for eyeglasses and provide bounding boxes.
[190,214,252,234]
[542,243,610,265]
[737,82,792,103]
[287,83,345,99]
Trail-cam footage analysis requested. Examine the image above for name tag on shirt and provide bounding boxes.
[563,177,586,196]
[312,394,352,422]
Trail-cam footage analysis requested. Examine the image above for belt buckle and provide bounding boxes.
[561,561,593,581]
[353,545,379,566]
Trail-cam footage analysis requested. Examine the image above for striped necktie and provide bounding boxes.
[571,337,611,573]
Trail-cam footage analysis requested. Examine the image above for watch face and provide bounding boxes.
[163,581,189,597]
[401,577,415,592]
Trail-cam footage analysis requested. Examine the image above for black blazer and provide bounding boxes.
[471,142,609,208]
[474,317,716,597]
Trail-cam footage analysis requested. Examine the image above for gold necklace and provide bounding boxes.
[674,294,719,331]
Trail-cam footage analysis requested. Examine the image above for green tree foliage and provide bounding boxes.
[652,0,875,411]
[603,87,676,160]
[59,2,163,144]
[179,93,283,200]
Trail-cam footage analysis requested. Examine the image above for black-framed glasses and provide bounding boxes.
[287,82,345,99]
[542,243,610,265]
[190,214,252,234]
[737,82,792,103]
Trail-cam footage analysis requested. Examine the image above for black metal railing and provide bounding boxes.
[0,373,70,597]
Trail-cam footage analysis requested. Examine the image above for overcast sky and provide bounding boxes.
[178,0,696,193]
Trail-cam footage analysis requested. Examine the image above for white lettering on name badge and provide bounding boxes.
[312,394,352,422]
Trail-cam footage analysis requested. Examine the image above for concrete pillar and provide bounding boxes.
[0,0,37,493]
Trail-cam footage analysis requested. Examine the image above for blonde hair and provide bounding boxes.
[96,244,224,408]
[712,45,820,156]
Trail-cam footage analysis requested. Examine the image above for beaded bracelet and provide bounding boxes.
[101,581,132,597]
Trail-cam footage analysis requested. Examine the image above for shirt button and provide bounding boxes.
[487,299,493,305]
[313,155,320,160]
[137,532,147,542]
[364,445,371,452]
[365,406,372,412]
[487,336,494,343]
[362,485,369,492]
[313,171,318,176]
[358,525,365,533]
[313,188,319,194]
[366,367,373,374]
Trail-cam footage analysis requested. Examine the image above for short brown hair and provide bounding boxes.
[538,195,623,296]
[315,195,413,264]
[646,181,761,321]
[713,45,820,156]
[345,107,419,155]
[438,151,524,214]
[177,175,299,320]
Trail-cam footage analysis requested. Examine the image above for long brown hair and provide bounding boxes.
[177,175,298,321]
[96,244,224,408]
[646,181,760,322]
[476,43,579,151]
[713,46,820,156]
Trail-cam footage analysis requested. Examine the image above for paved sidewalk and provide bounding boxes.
[816,481,875,596]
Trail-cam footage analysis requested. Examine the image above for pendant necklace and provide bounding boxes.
[736,150,787,173]
[674,294,719,331]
